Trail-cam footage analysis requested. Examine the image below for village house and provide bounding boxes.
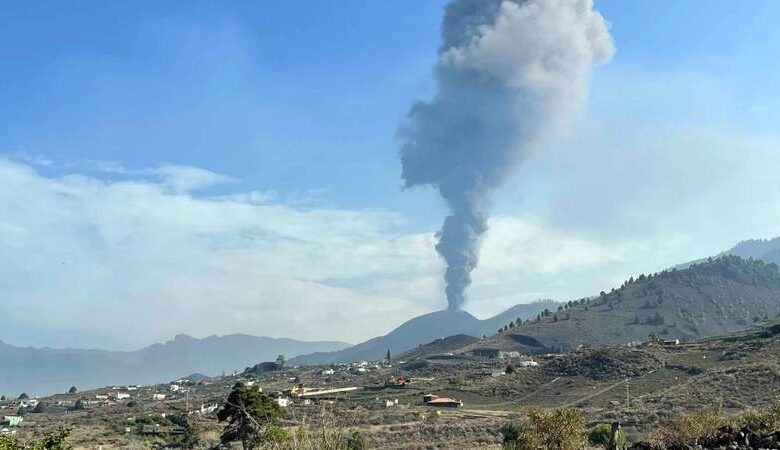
[18,399,38,409]
[378,398,398,408]
[111,392,131,400]
[2,416,23,427]
[422,394,462,408]
[197,403,219,415]
[152,393,166,401]
[472,348,521,359]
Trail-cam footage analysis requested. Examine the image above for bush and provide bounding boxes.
[588,423,626,449]
[651,406,724,447]
[500,422,522,445]
[263,426,292,445]
[502,407,586,450]
[733,402,780,434]
[0,427,71,450]
[345,430,368,450]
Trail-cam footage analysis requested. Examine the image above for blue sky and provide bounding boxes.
[2,1,780,349]
[4,0,778,217]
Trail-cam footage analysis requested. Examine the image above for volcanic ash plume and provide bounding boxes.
[399,0,614,310]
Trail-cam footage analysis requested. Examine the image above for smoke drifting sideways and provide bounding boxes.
[399,0,614,311]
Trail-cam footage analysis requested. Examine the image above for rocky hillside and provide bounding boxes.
[466,255,780,355]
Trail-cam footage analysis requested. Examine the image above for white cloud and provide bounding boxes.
[0,158,435,348]
[0,156,666,349]
[146,165,236,192]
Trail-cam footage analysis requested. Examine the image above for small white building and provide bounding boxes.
[517,360,539,368]
[276,397,291,408]
[169,384,180,392]
[152,393,166,401]
[378,399,398,408]
[491,369,506,377]
[3,416,23,427]
[112,392,130,400]
[320,369,335,376]
[18,399,38,409]
[198,403,219,415]
[95,394,109,401]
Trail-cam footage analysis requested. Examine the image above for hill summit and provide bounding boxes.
[289,301,559,365]
[467,255,780,355]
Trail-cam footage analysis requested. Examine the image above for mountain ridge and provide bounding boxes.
[0,334,350,396]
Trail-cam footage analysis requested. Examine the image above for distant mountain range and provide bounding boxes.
[0,334,349,396]
[288,300,560,365]
[464,255,780,355]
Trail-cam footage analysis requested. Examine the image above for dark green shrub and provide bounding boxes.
[345,430,368,450]
[588,423,626,449]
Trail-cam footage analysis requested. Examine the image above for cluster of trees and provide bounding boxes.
[498,316,527,333]
[497,299,596,334]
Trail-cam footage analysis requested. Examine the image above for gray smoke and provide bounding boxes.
[399,0,614,310]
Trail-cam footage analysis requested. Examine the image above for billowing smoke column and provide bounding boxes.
[399,0,614,310]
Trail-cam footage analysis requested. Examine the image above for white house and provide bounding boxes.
[198,403,219,415]
[378,399,398,408]
[112,392,130,400]
[18,399,38,409]
[152,393,166,401]
[3,416,23,427]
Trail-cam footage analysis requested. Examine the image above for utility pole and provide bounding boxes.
[625,378,630,409]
